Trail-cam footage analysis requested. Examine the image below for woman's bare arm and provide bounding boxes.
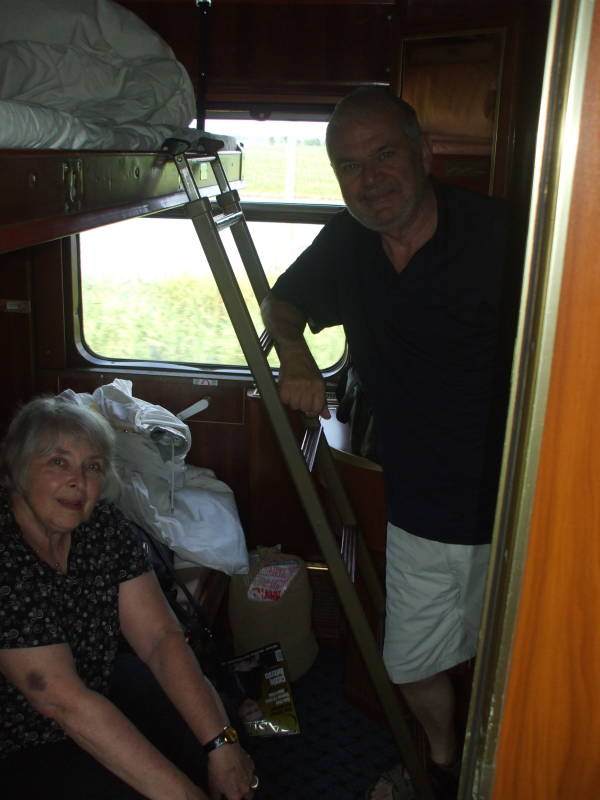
[118,571,255,800]
[0,643,208,800]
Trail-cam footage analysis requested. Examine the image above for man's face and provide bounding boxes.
[328,108,431,234]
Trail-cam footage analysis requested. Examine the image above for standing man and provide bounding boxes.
[261,87,512,799]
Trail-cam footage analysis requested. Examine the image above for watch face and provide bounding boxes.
[224,726,238,744]
[204,725,239,753]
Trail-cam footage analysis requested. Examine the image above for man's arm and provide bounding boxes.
[261,292,330,419]
[0,644,208,800]
[119,571,255,800]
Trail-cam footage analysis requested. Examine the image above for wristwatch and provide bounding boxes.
[203,725,239,754]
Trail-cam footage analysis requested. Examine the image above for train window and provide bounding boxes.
[78,117,346,371]
[207,117,343,205]
[79,217,344,369]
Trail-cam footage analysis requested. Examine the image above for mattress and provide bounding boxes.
[0,0,232,152]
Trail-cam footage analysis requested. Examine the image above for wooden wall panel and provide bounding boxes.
[118,1,395,105]
[492,5,600,798]
[205,2,395,104]
[116,1,542,109]
[32,241,67,370]
[0,249,34,431]
[245,394,320,558]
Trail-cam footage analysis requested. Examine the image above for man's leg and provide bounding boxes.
[367,671,459,800]
[370,524,490,798]
[399,670,457,766]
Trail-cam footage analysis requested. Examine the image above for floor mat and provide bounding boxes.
[239,644,401,799]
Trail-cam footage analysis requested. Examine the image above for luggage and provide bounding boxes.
[228,547,319,682]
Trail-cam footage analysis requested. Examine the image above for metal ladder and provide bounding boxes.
[167,140,435,800]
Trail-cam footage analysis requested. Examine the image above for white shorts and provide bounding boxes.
[383,522,490,684]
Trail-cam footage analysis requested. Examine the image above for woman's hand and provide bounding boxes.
[120,574,259,799]
[207,743,256,800]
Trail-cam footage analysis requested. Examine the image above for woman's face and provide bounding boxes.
[21,434,106,535]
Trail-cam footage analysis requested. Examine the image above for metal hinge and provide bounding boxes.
[62,159,83,213]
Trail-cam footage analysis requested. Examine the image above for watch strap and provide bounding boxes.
[203,725,238,754]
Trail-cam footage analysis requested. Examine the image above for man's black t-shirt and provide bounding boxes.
[271,181,510,545]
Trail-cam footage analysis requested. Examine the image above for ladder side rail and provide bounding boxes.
[217,188,272,306]
[211,156,290,358]
[213,171,277,352]
[208,153,234,195]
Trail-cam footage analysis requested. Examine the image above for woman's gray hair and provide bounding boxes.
[326,86,423,156]
[0,395,120,499]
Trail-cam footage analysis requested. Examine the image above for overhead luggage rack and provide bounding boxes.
[166,138,436,800]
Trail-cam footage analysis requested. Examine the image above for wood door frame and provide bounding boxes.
[461,0,597,796]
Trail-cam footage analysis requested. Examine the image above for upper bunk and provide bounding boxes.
[0,144,243,256]
[0,0,242,255]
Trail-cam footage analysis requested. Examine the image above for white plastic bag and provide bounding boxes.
[59,380,249,575]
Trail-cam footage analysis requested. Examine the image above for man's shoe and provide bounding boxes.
[427,757,461,800]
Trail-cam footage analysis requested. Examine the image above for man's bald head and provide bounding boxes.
[326,87,423,159]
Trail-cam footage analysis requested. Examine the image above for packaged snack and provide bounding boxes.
[223,643,300,737]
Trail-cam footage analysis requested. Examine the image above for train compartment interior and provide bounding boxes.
[2,1,600,799]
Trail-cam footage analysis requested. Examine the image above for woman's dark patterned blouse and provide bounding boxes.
[0,487,150,755]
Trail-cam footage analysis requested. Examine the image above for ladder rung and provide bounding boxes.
[341,524,358,582]
[259,329,274,357]
[213,211,244,231]
[301,421,322,472]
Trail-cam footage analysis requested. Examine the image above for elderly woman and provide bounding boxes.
[0,395,257,800]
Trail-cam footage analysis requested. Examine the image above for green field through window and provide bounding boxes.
[79,218,345,369]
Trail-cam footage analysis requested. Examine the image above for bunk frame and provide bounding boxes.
[0,146,243,254]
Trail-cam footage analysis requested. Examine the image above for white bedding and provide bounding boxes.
[0,0,229,151]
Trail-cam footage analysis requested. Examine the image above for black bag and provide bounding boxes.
[131,523,224,685]
[336,364,380,464]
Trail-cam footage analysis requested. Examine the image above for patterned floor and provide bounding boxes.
[238,644,401,799]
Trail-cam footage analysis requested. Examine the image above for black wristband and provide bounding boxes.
[203,725,239,754]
